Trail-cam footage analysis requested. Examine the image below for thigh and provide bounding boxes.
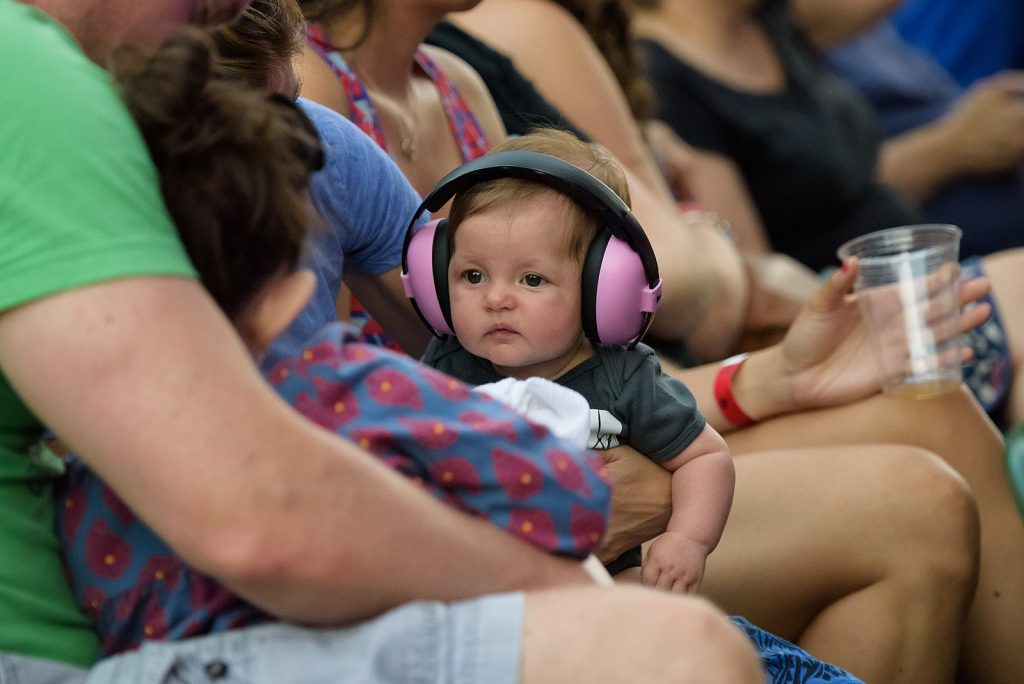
[701,443,973,640]
[726,385,1006,493]
[521,585,764,684]
[724,385,1013,524]
[85,594,524,684]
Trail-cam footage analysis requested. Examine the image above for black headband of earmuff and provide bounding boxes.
[400,150,660,287]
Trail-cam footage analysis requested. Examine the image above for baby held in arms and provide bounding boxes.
[414,128,734,592]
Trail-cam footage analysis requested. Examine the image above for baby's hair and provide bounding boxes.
[110,28,322,325]
[211,0,306,93]
[447,128,630,265]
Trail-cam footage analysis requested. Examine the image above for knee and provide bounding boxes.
[881,446,980,592]
[560,586,762,682]
[623,589,763,682]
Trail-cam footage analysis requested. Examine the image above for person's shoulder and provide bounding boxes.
[297,96,408,186]
[480,0,583,35]
[469,0,594,56]
[296,97,348,130]
[597,342,658,366]
[421,43,508,145]
[597,342,675,382]
[298,97,369,148]
[298,44,353,119]
[1,2,78,62]
[499,0,574,20]
[422,43,491,99]
[3,3,115,109]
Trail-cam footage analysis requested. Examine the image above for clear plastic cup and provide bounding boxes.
[837,224,963,399]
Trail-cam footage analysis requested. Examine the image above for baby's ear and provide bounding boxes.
[242,270,317,354]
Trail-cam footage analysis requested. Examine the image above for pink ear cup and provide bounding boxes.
[594,235,663,345]
[400,219,455,336]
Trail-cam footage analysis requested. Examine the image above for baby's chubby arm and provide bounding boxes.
[641,424,734,593]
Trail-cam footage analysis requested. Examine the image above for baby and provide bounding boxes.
[421,128,735,593]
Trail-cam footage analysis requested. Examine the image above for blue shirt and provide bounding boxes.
[262,99,427,370]
[826,21,961,137]
[892,0,1024,87]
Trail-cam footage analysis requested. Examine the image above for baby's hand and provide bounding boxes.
[641,531,709,594]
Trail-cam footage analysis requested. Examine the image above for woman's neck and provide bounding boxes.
[634,0,783,94]
[635,0,754,48]
[318,4,438,96]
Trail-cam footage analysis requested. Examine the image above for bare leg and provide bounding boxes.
[521,585,762,683]
[982,249,1024,427]
[728,387,1022,683]
[704,444,977,683]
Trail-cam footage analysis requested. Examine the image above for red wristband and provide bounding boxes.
[714,353,756,428]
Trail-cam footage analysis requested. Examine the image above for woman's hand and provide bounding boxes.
[775,259,992,411]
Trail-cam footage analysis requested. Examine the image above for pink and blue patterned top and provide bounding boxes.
[305,24,490,350]
[306,23,490,163]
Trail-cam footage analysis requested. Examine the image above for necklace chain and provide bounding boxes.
[355,66,420,162]
[311,26,420,161]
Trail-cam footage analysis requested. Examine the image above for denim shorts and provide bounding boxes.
[0,653,86,684]
[1,593,523,684]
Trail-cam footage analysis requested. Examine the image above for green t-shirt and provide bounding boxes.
[0,1,196,667]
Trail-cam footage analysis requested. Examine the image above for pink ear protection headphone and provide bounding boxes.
[400,151,663,347]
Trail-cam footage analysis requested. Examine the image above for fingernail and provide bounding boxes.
[839,260,849,273]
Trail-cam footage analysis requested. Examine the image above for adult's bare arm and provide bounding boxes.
[343,267,433,357]
[879,72,1024,201]
[0,277,589,625]
[675,146,774,254]
[625,167,749,359]
[668,261,993,430]
[454,0,675,203]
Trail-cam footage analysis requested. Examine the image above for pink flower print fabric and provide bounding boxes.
[269,323,611,555]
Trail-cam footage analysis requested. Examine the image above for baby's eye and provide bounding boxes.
[461,269,484,284]
[522,273,547,287]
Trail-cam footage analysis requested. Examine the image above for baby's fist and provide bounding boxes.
[641,531,709,593]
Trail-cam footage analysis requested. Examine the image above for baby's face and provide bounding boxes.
[448,196,589,380]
